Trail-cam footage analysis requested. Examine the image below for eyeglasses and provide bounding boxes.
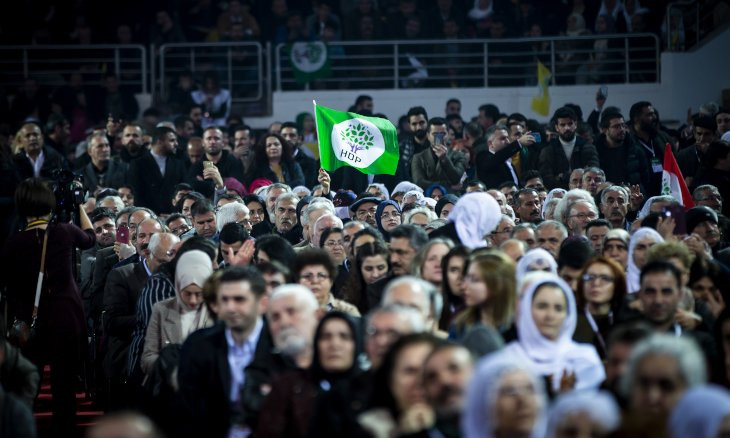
[299,272,330,282]
[356,208,377,218]
[582,273,614,284]
[324,240,344,248]
[609,123,629,130]
[380,212,400,220]
[570,213,597,221]
[170,225,190,235]
[492,227,513,235]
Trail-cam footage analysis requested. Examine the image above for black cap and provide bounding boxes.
[686,206,718,233]
[350,197,381,212]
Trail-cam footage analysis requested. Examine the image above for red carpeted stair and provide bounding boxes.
[33,366,104,438]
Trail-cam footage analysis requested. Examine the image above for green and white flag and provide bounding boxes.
[290,41,331,84]
[314,102,399,175]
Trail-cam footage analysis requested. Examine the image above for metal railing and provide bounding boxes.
[0,45,148,93]
[665,1,722,51]
[274,34,660,91]
[157,42,265,103]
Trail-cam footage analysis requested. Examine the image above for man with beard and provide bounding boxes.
[538,106,600,189]
[187,126,245,198]
[565,200,599,236]
[676,116,718,187]
[128,126,187,214]
[80,209,117,305]
[375,106,429,191]
[600,185,631,230]
[595,111,651,193]
[513,188,541,224]
[422,343,474,437]
[232,125,254,172]
[241,284,319,433]
[118,124,146,163]
[280,121,318,188]
[411,117,468,189]
[13,123,70,180]
[629,101,672,196]
[178,267,269,438]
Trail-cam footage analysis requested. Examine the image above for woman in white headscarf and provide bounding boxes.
[462,353,547,438]
[141,250,215,375]
[434,192,501,249]
[500,275,605,394]
[545,390,620,438]
[516,248,558,280]
[669,385,730,438]
[626,227,664,293]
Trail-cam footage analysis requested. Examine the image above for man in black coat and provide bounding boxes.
[12,123,70,180]
[78,134,128,194]
[186,127,245,198]
[281,121,318,188]
[178,267,268,438]
[476,125,536,189]
[128,126,187,215]
[595,111,651,191]
[375,106,429,192]
[538,107,600,189]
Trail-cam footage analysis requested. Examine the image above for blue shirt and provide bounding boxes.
[225,318,263,402]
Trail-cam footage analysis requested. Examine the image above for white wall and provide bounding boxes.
[246,28,729,129]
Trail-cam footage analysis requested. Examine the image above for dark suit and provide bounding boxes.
[179,320,271,438]
[103,261,150,380]
[79,159,128,193]
[294,148,319,188]
[12,145,70,180]
[476,141,521,189]
[538,137,600,189]
[90,246,120,323]
[129,151,187,214]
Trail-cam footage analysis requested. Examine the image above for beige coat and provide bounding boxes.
[141,297,213,375]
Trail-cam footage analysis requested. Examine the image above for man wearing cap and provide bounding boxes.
[687,206,724,255]
[350,197,380,228]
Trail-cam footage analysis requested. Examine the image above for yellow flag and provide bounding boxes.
[530,61,552,116]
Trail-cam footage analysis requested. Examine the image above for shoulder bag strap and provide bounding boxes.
[31,229,50,324]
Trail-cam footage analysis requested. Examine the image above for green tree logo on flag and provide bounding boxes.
[290,41,331,84]
[331,118,385,168]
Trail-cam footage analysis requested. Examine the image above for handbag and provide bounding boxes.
[8,227,49,348]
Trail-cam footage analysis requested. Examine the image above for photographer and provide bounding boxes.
[0,178,94,435]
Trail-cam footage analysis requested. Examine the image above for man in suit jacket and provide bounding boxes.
[476,125,536,189]
[178,267,269,438]
[411,117,467,190]
[78,133,128,194]
[538,106,600,189]
[12,123,70,180]
[129,126,187,215]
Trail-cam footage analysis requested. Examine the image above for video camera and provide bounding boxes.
[49,169,85,224]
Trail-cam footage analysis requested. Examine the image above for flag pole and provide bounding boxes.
[312,100,324,171]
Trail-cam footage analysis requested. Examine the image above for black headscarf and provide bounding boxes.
[435,194,459,218]
[310,311,364,383]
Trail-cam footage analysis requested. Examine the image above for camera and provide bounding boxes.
[49,169,85,224]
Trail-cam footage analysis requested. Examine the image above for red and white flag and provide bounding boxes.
[661,143,694,209]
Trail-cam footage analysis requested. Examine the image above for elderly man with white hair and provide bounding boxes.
[311,213,344,249]
[97,195,125,214]
[296,198,335,250]
[381,275,445,337]
[364,304,426,368]
[241,284,320,432]
[216,202,251,233]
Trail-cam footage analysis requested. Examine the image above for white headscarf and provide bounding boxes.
[669,385,730,438]
[542,188,567,219]
[516,248,558,280]
[175,250,214,312]
[392,181,422,197]
[503,275,605,391]
[626,227,664,293]
[401,190,426,208]
[448,192,501,249]
[546,390,620,438]
[462,353,547,438]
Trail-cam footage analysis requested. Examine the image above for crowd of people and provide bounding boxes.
[2,90,730,438]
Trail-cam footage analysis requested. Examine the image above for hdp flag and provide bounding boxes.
[290,41,331,84]
[661,143,694,209]
[314,102,399,175]
[531,61,552,116]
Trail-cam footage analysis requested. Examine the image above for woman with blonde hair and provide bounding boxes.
[449,251,516,354]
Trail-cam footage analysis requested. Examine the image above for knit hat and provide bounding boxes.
[687,206,718,234]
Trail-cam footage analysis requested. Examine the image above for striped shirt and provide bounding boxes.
[127,271,176,377]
